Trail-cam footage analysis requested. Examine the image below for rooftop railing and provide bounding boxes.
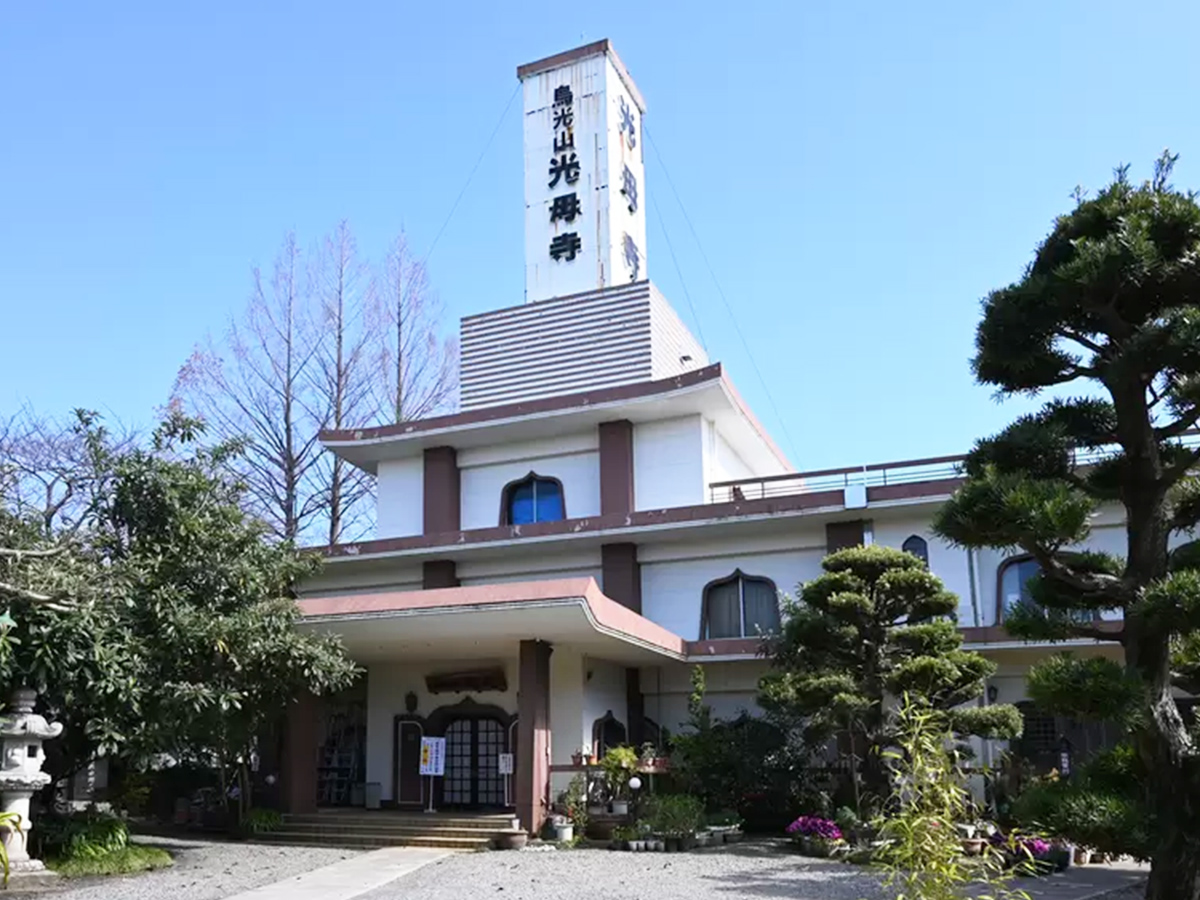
[708,433,1200,505]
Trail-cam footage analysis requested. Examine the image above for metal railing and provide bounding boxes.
[707,433,1200,505]
[708,454,965,503]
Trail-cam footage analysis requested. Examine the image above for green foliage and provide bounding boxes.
[39,810,129,861]
[48,844,173,878]
[1012,745,1151,860]
[759,546,1019,810]
[562,774,588,834]
[0,411,359,820]
[600,745,639,799]
[1026,654,1142,722]
[672,667,812,828]
[242,808,283,834]
[874,697,1031,900]
[932,154,1200,895]
[643,793,705,837]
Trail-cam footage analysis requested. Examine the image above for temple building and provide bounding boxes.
[282,40,1127,838]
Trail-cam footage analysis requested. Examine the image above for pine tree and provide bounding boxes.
[758,545,1021,814]
[933,153,1200,900]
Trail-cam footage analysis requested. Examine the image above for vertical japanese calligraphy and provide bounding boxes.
[548,84,580,263]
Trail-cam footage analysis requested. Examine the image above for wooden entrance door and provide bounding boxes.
[443,717,506,808]
[395,720,424,806]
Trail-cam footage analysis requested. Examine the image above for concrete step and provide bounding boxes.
[273,830,506,844]
[255,831,491,851]
[282,814,514,831]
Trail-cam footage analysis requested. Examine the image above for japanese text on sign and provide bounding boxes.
[419,737,446,776]
[548,84,580,263]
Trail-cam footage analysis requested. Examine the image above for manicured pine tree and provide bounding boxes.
[933,153,1200,900]
[758,544,1021,814]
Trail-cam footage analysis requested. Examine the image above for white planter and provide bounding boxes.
[611,800,629,816]
[554,824,574,843]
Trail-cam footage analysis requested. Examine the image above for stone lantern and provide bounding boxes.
[0,689,62,871]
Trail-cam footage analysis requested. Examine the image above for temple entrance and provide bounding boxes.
[443,717,507,808]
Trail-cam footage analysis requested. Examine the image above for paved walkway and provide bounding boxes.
[1020,863,1147,900]
[220,847,448,900]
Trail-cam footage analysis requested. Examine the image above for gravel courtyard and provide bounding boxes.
[5,836,360,900]
[359,842,884,900]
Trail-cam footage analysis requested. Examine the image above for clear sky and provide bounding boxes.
[3,1,1199,471]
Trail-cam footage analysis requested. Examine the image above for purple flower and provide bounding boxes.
[785,816,843,841]
[1020,837,1051,857]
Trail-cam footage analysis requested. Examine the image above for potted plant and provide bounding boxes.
[707,810,744,843]
[559,774,588,844]
[601,746,639,816]
[571,750,583,766]
[786,815,845,858]
[551,814,574,843]
[646,793,704,852]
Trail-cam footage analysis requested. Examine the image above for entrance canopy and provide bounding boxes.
[298,577,690,665]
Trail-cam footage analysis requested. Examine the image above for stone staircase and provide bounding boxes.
[256,811,519,851]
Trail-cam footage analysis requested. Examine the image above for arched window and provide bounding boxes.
[591,711,627,756]
[701,570,780,640]
[998,555,1042,620]
[502,473,565,525]
[902,534,929,565]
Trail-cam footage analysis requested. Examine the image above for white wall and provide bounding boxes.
[365,659,518,802]
[633,415,705,510]
[376,457,424,539]
[708,423,756,484]
[458,548,602,587]
[459,433,600,530]
[641,660,768,737]
[640,534,827,639]
[582,657,628,744]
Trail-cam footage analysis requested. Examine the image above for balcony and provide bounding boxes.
[708,435,1200,505]
[709,455,964,504]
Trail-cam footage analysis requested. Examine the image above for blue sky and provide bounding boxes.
[3,1,1198,471]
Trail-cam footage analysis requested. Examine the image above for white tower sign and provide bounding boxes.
[518,40,648,303]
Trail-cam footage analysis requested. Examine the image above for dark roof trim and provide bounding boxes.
[321,363,724,445]
[319,478,962,560]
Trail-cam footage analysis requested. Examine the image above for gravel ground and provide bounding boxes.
[358,841,885,900]
[6,835,360,900]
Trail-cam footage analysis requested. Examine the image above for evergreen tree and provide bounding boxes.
[758,545,1021,813]
[933,154,1200,900]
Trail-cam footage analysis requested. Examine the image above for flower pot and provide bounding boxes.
[611,799,630,816]
[494,830,528,850]
[724,830,743,844]
[695,831,712,847]
[961,838,986,856]
[798,837,839,858]
[665,837,682,853]
[553,823,574,843]
[571,752,583,766]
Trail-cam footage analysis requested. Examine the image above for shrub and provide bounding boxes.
[600,746,639,800]
[39,810,129,861]
[786,816,843,841]
[242,808,282,834]
[1011,743,1152,860]
[643,794,705,837]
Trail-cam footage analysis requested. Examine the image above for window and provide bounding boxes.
[502,473,565,525]
[701,570,780,639]
[902,535,929,565]
[998,555,1042,619]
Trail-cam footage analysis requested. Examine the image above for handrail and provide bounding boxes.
[708,435,1200,504]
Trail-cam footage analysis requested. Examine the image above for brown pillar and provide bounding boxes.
[598,420,635,515]
[516,639,553,835]
[423,446,460,534]
[281,692,319,814]
[422,560,460,589]
[826,519,869,553]
[601,543,642,613]
[626,668,645,748]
